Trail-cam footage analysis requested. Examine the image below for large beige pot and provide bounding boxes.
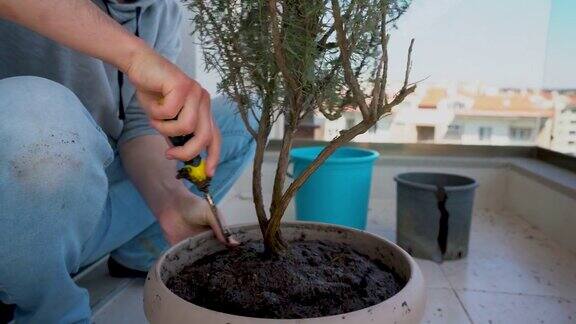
[144,222,426,324]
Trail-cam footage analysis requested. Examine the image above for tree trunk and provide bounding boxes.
[251,103,272,236]
[264,226,287,255]
[252,135,269,235]
[265,122,294,255]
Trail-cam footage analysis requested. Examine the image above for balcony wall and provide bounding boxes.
[76,143,576,323]
[262,141,576,253]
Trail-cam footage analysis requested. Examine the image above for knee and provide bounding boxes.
[0,75,67,91]
[0,137,109,279]
[0,76,112,216]
[0,76,113,183]
[0,78,110,298]
[0,77,103,132]
[0,76,78,115]
[0,135,111,216]
[0,140,110,245]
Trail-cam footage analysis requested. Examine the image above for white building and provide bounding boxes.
[550,93,576,156]
[317,83,554,147]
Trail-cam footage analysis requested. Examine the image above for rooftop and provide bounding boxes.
[418,87,447,109]
[346,84,557,118]
[415,84,555,117]
[465,93,553,117]
[77,144,576,324]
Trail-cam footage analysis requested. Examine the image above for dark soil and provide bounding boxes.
[166,240,405,319]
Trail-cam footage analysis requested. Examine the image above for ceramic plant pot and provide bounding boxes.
[144,222,426,324]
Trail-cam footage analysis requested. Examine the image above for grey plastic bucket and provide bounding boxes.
[394,172,478,262]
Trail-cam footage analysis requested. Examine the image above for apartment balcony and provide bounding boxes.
[73,142,576,324]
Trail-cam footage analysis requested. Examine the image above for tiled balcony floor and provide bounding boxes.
[83,161,576,324]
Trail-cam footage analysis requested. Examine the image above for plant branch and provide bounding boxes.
[317,0,356,51]
[378,34,390,107]
[370,56,384,117]
[266,120,372,243]
[271,36,417,236]
[252,107,272,234]
[379,83,416,115]
[331,0,371,121]
[378,2,390,108]
[187,0,415,255]
[236,98,259,139]
[270,122,294,216]
[195,0,258,138]
[403,38,415,89]
[268,0,300,96]
[316,26,335,51]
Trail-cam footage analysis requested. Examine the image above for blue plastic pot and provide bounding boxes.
[289,146,380,229]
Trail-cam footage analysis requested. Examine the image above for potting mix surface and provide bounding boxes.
[166,240,405,319]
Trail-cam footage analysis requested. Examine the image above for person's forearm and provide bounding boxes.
[119,135,190,217]
[0,0,148,72]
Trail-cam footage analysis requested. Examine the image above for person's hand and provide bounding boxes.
[126,48,221,176]
[157,188,238,247]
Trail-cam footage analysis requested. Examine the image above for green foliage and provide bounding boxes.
[186,1,414,253]
[186,0,411,125]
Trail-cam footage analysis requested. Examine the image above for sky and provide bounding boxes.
[543,0,576,89]
[386,0,576,89]
[188,0,576,95]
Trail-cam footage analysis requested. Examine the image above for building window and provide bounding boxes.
[570,131,576,136]
[445,124,463,140]
[450,101,466,110]
[345,117,356,129]
[478,127,492,141]
[510,127,533,141]
[417,126,435,143]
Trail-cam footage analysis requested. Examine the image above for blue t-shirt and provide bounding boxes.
[0,0,183,148]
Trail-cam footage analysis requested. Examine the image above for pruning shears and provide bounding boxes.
[169,133,232,243]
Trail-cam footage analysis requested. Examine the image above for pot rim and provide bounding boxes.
[394,172,479,192]
[290,146,380,164]
[151,221,421,322]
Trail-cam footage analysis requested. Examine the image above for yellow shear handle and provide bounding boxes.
[181,160,208,183]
